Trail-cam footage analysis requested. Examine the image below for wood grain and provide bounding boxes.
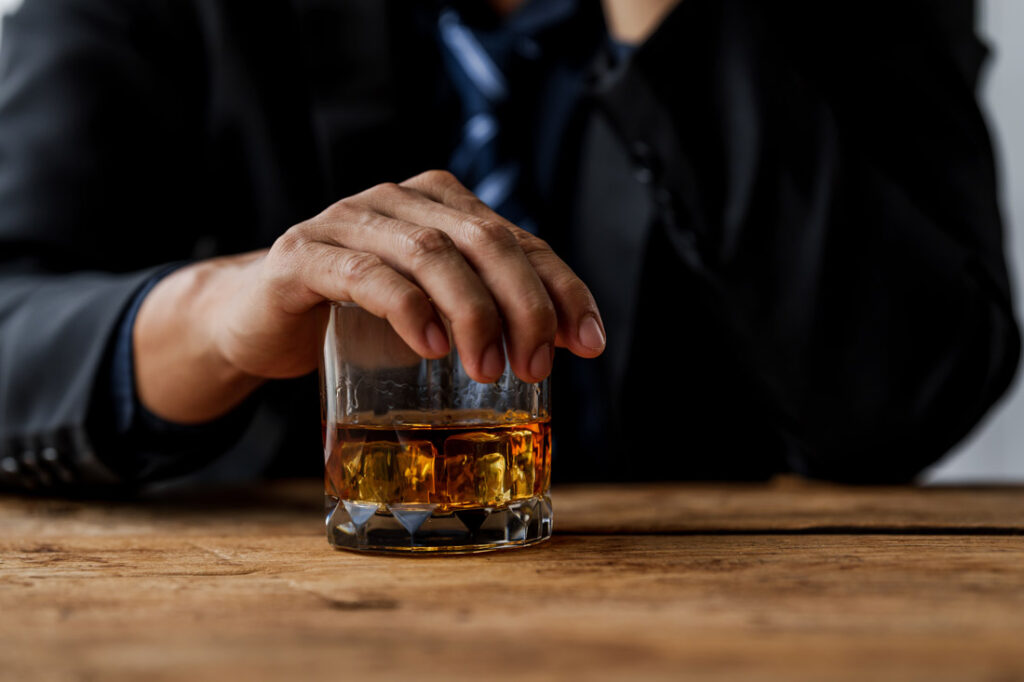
[1,479,1023,682]
[555,478,1024,533]
[3,477,1021,537]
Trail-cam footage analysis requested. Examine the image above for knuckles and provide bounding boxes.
[321,198,359,222]
[339,251,386,282]
[447,189,490,215]
[456,298,500,331]
[369,181,406,200]
[264,173,575,348]
[352,181,409,211]
[333,181,409,214]
[259,230,324,313]
[520,296,559,337]
[404,226,456,262]
[269,228,306,260]
[415,169,460,189]
[463,218,517,251]
[512,230,552,256]
[263,229,310,287]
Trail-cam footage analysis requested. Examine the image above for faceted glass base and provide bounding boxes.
[325,494,553,554]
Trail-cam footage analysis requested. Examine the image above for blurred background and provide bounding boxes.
[0,0,1020,480]
[924,0,1024,482]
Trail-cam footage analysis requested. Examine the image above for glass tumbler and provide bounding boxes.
[321,302,553,553]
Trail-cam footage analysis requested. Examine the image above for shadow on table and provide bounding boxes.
[0,479,323,535]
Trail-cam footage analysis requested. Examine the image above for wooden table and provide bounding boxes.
[2,478,1023,681]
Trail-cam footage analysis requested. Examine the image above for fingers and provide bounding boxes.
[401,170,606,361]
[267,169,606,385]
[512,232,606,359]
[301,209,508,382]
[364,180,554,382]
[265,237,450,362]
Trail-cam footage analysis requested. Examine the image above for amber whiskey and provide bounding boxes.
[325,410,551,511]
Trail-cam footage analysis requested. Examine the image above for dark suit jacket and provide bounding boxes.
[0,0,1018,492]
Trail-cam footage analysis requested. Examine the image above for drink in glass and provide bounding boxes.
[321,303,552,553]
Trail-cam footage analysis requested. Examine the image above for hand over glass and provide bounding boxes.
[322,303,552,553]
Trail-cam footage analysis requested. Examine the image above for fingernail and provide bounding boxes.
[578,315,606,351]
[529,343,553,380]
[482,343,506,380]
[425,321,449,356]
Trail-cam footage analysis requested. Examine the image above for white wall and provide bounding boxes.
[0,0,19,43]
[0,0,1020,480]
[925,0,1024,482]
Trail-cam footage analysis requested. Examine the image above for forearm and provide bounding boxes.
[133,252,267,425]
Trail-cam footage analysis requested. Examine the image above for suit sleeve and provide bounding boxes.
[0,0,248,492]
[595,0,1021,482]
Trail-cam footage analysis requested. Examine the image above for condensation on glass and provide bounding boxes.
[321,303,552,553]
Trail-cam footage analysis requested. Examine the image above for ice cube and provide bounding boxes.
[355,441,401,503]
[326,440,365,498]
[475,451,510,506]
[540,430,551,495]
[507,429,536,500]
[349,440,437,504]
[443,432,511,507]
[393,442,436,503]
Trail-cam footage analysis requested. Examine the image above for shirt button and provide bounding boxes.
[21,449,53,487]
[41,446,73,483]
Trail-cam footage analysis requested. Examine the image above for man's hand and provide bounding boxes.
[601,0,681,45]
[134,170,606,424]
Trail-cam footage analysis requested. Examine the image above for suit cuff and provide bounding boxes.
[100,262,260,484]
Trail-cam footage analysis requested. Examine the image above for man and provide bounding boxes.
[0,0,1017,493]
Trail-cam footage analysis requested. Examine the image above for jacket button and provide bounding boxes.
[23,449,54,487]
[41,446,73,483]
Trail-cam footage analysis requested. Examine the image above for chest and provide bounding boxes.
[190,0,457,248]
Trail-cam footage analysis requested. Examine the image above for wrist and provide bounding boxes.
[134,257,264,424]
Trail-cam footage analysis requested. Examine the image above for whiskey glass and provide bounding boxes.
[321,302,552,553]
